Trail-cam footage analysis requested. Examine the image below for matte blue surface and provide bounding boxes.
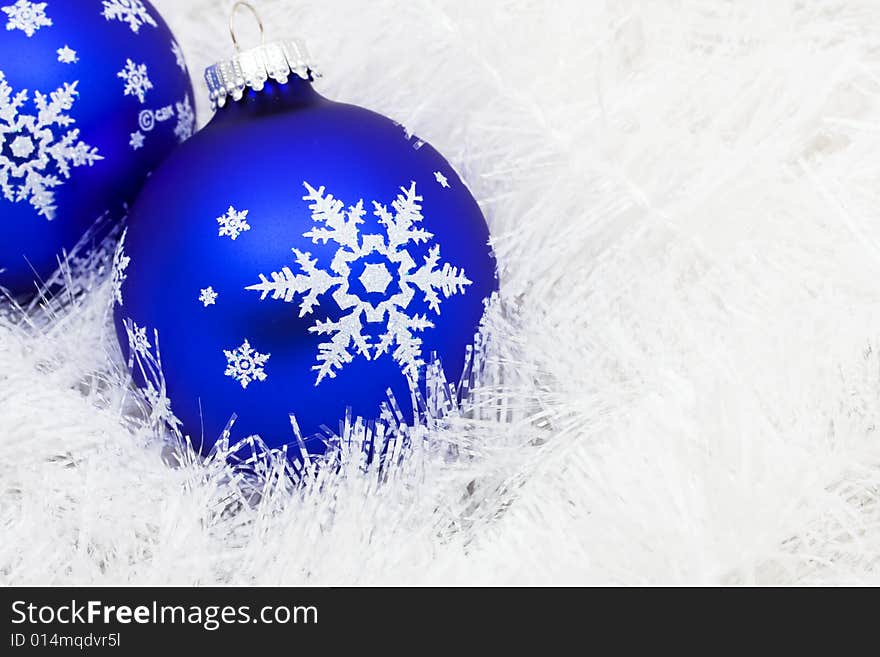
[115,78,498,454]
[0,0,193,295]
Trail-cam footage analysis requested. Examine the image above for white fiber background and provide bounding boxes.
[3,0,880,584]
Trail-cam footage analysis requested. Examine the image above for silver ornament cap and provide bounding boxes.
[204,2,318,110]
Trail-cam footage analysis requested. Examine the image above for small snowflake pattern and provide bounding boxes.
[117,59,152,104]
[217,206,250,240]
[174,96,194,142]
[129,131,144,150]
[2,0,51,37]
[111,229,130,306]
[224,339,270,389]
[0,71,103,219]
[171,39,187,72]
[247,181,473,384]
[101,0,157,33]
[434,171,450,188]
[126,320,151,357]
[199,286,218,307]
[57,46,78,64]
[143,381,176,426]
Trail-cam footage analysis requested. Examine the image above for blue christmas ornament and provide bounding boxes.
[113,7,497,456]
[0,0,194,296]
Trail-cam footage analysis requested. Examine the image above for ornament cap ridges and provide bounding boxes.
[205,39,318,110]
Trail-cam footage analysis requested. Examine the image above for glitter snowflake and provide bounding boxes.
[56,46,78,64]
[129,131,144,150]
[217,206,250,240]
[101,0,156,33]
[143,381,177,426]
[224,339,270,389]
[2,0,51,37]
[171,39,187,72]
[174,96,194,142]
[0,71,103,219]
[247,181,472,385]
[111,228,130,306]
[126,320,151,357]
[121,319,183,431]
[117,59,152,104]
[199,286,218,307]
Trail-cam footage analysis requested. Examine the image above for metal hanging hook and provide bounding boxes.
[229,1,265,52]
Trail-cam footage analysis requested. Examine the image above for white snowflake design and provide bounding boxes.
[111,228,130,306]
[171,39,187,72]
[56,45,78,64]
[0,71,103,219]
[247,181,473,385]
[117,59,152,104]
[126,320,151,357]
[143,381,175,425]
[174,96,194,142]
[129,130,144,150]
[199,286,218,307]
[2,0,51,37]
[121,318,182,431]
[224,339,270,389]
[101,0,156,34]
[217,206,250,240]
[434,171,449,188]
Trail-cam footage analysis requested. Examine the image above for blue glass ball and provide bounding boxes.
[114,77,497,455]
[0,0,194,295]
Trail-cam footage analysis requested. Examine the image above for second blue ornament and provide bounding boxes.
[113,6,498,455]
[0,0,194,296]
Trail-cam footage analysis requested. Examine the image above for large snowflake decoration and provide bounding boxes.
[101,0,157,33]
[0,71,103,219]
[247,181,472,385]
[2,0,51,37]
[117,59,152,104]
[224,339,270,389]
